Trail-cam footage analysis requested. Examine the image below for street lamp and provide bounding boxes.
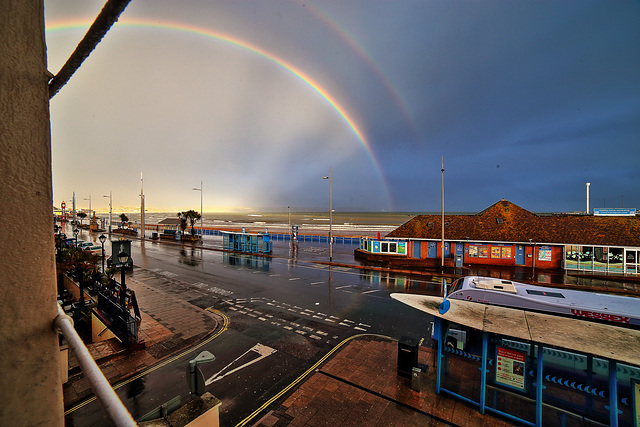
[192,181,203,239]
[103,191,112,233]
[322,168,333,262]
[99,234,107,273]
[84,195,92,221]
[117,250,129,306]
[73,227,79,248]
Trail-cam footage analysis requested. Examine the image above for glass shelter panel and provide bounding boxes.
[609,248,624,273]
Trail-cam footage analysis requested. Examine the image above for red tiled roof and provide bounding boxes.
[387,200,640,246]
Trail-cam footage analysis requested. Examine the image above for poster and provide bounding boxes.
[501,247,512,259]
[495,347,526,391]
[398,242,406,255]
[538,246,552,262]
[491,247,502,259]
[469,246,478,257]
[633,380,640,427]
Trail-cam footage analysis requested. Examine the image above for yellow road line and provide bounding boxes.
[64,309,229,415]
[235,333,391,427]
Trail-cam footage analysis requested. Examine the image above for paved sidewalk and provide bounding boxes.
[63,274,220,406]
[253,337,512,427]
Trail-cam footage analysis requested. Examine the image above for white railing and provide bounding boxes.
[53,304,136,426]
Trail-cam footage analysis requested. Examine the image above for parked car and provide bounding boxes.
[84,245,103,255]
[77,241,93,249]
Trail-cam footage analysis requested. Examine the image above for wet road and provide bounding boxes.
[65,232,441,426]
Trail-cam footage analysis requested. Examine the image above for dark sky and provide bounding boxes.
[45,0,640,214]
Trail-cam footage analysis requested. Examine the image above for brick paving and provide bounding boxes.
[63,272,220,407]
[253,337,513,427]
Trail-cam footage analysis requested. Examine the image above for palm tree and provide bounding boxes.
[77,211,87,225]
[178,210,201,235]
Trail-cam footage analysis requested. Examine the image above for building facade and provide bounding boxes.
[355,200,640,276]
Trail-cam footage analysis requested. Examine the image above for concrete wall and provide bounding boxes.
[0,1,64,425]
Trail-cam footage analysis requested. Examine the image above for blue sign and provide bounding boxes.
[594,208,636,216]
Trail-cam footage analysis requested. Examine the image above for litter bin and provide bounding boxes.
[397,336,419,378]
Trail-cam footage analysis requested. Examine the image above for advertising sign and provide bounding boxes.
[633,379,640,427]
[398,242,406,255]
[594,208,636,216]
[495,347,526,391]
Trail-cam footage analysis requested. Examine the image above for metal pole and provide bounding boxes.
[288,206,291,242]
[329,167,333,262]
[441,157,445,269]
[200,180,203,238]
[53,305,136,426]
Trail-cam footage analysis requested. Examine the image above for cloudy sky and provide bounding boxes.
[45,0,640,214]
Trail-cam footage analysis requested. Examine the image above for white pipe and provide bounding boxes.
[53,305,136,426]
[586,182,591,214]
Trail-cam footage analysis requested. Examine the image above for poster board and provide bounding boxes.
[495,347,526,391]
[633,379,640,427]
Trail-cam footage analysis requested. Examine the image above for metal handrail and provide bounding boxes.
[54,304,136,426]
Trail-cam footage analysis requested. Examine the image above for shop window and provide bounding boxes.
[389,242,397,252]
[382,242,388,252]
[609,248,623,272]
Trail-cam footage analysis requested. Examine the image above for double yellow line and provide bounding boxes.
[235,333,391,427]
[64,309,230,415]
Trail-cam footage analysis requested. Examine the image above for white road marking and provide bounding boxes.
[205,343,276,385]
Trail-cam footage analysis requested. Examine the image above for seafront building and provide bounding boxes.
[356,199,640,277]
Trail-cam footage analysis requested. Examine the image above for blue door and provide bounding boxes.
[428,242,437,258]
[455,244,464,267]
[515,245,525,265]
[413,241,421,259]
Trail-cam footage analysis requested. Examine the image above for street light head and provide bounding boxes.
[117,251,129,265]
[192,187,201,191]
[99,234,107,244]
[322,176,329,180]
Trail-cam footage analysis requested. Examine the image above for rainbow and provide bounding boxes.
[46,17,393,207]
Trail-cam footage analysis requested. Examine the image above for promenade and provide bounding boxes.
[62,234,640,425]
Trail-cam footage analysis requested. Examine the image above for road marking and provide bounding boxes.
[205,343,276,385]
[269,274,280,277]
[295,330,307,335]
[335,285,350,289]
[324,318,335,323]
[342,319,354,324]
[289,277,301,281]
[310,281,324,285]
[310,335,321,340]
[354,327,367,331]
[358,323,371,328]
[284,326,293,330]
[362,290,377,294]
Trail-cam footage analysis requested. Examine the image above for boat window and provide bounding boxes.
[449,278,463,293]
[526,289,564,298]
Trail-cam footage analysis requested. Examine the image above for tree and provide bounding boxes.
[120,213,128,228]
[178,210,201,235]
[77,211,87,224]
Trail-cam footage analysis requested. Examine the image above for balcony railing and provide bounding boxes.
[53,304,136,426]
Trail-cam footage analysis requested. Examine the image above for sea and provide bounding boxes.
[107,211,429,237]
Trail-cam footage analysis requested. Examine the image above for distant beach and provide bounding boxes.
[103,211,426,237]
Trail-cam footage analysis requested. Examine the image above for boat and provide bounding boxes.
[447,276,640,328]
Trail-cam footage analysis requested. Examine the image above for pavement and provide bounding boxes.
[63,236,639,425]
[63,264,516,427]
[64,274,220,405]
[251,337,512,427]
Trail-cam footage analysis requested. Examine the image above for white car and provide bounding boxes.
[77,241,93,249]
[85,245,103,255]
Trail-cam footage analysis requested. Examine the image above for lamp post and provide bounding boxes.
[117,250,129,306]
[322,168,333,262]
[288,206,291,243]
[84,195,92,218]
[441,157,445,270]
[192,181,203,238]
[103,191,112,233]
[99,234,107,273]
[73,227,79,248]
